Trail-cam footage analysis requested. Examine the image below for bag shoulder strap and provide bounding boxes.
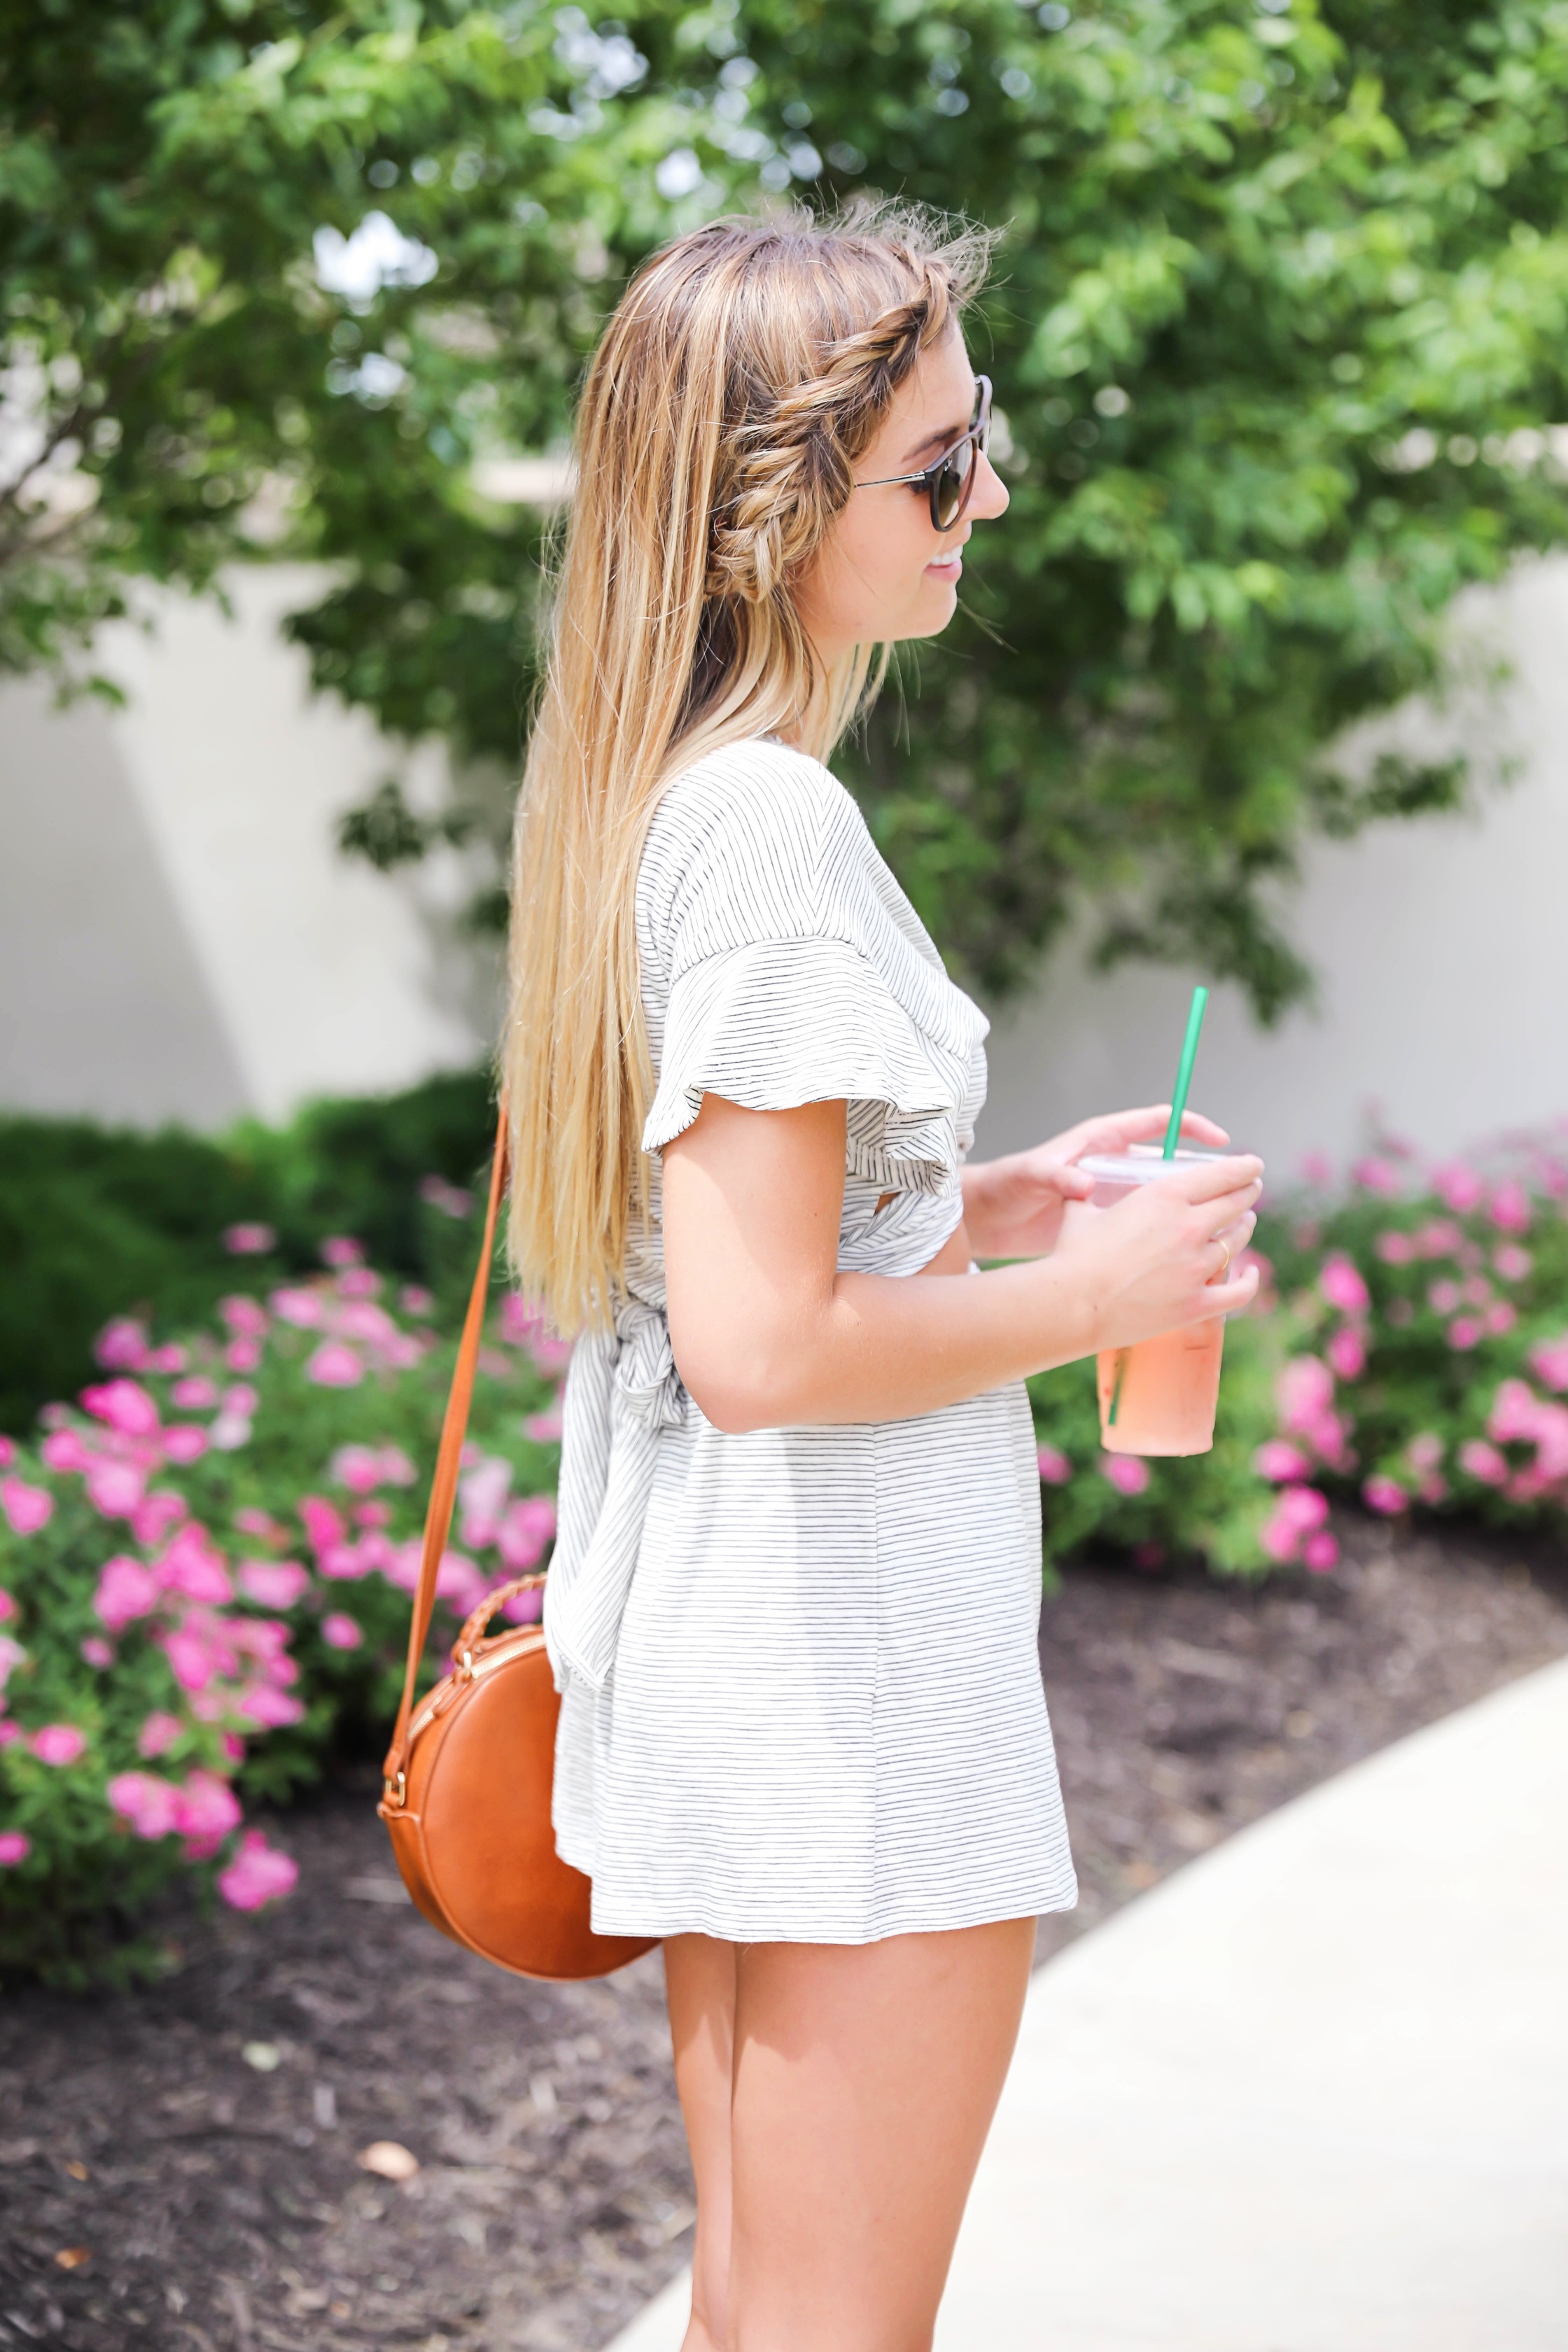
[382,1095,510,1804]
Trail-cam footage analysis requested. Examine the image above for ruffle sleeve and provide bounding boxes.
[637,741,988,1194]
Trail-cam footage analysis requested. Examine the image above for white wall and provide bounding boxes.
[0,566,491,1128]
[976,557,1568,1180]
[4,552,1566,1158]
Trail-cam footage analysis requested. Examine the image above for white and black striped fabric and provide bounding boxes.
[545,738,1077,1942]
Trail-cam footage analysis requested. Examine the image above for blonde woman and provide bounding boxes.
[504,204,1261,2352]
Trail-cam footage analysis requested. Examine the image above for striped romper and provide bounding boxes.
[545,736,1078,1943]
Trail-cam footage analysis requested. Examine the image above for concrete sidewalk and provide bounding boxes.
[605,1656,1568,2352]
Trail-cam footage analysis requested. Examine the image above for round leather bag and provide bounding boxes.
[379,1572,655,1981]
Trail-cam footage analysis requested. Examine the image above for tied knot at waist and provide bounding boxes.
[543,1297,687,1691]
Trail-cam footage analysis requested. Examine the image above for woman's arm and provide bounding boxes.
[662,1094,1261,1435]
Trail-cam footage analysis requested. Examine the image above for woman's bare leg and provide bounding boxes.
[729,1918,1036,2352]
[664,1933,739,2352]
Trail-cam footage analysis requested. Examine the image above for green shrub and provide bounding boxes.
[0,1068,494,1434]
[0,1235,560,1988]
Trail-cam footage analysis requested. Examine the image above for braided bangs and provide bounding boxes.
[504,201,993,1334]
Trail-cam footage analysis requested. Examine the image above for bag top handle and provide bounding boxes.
[382,1094,510,1806]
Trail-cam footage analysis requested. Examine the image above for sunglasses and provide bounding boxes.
[855,375,993,532]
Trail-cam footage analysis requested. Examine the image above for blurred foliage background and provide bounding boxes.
[8,0,1568,1013]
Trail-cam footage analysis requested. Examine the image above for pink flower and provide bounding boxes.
[162,1424,209,1464]
[1447,1317,1482,1352]
[41,1427,92,1474]
[354,1499,392,1529]
[80,1378,160,1437]
[84,1458,146,1518]
[338,1268,384,1301]
[1528,1338,1568,1392]
[234,1685,306,1729]
[138,1711,184,1759]
[1415,1219,1464,1259]
[1275,1355,1334,1434]
[1406,1432,1444,1472]
[1362,1475,1408,1516]
[1319,1253,1370,1316]
[419,1175,472,1219]
[80,1635,114,1669]
[1,1477,53,1536]
[0,1588,13,1623]
[1432,1161,1484,1213]
[1489,1378,1543,1445]
[1352,1156,1403,1196]
[238,1559,309,1609]
[1035,1444,1072,1486]
[108,1770,182,1838]
[1428,1278,1461,1314]
[1259,1485,1330,1562]
[435,1550,486,1615]
[154,1523,232,1605]
[223,1222,276,1255]
[1302,1530,1339,1573]
[271,1284,324,1328]
[459,1455,512,1550]
[217,1830,298,1911]
[321,1612,363,1651]
[220,1296,269,1338]
[225,1336,262,1374]
[0,1721,20,1749]
[496,1496,557,1572]
[1488,1180,1531,1235]
[502,1584,545,1624]
[1494,1244,1532,1282]
[0,1633,25,1693]
[1375,1231,1415,1265]
[31,1723,86,1766]
[1325,1327,1366,1382]
[1458,1438,1508,1487]
[330,1443,386,1495]
[172,1376,220,1410]
[523,1406,564,1443]
[1253,1438,1310,1483]
[300,1496,347,1555]
[162,1623,219,1693]
[1100,1455,1150,1497]
[131,1490,187,1548]
[95,1555,160,1632]
[176,1769,243,1859]
[234,1505,286,1541]
[95,1316,150,1370]
[0,1830,30,1865]
[1485,1303,1518,1337]
[400,1285,435,1317]
[500,1294,544,1347]
[321,1235,364,1269]
[306,1340,363,1388]
[1298,1151,1332,1187]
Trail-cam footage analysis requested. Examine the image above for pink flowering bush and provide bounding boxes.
[0,1246,561,1987]
[1256,1124,1568,1531]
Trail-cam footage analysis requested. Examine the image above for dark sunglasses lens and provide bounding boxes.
[933,439,974,529]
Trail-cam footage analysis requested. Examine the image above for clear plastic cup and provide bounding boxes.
[1077,1147,1237,1458]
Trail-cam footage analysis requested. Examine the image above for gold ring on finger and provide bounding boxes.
[1216,1238,1231,1278]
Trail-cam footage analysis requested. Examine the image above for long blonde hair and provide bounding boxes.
[503,200,990,1332]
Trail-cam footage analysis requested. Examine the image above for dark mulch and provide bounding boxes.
[3,1513,1565,2352]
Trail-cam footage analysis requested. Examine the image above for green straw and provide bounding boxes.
[1162,985,1210,1160]
[1109,983,1210,1428]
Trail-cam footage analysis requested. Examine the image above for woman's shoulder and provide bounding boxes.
[647,734,856,869]
[638,736,872,954]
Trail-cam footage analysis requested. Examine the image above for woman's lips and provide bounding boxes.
[927,553,963,580]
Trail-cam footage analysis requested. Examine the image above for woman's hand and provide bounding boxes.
[960,1104,1234,1261]
[1051,1155,1264,1350]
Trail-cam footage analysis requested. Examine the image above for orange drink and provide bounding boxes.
[1077,1147,1237,1458]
